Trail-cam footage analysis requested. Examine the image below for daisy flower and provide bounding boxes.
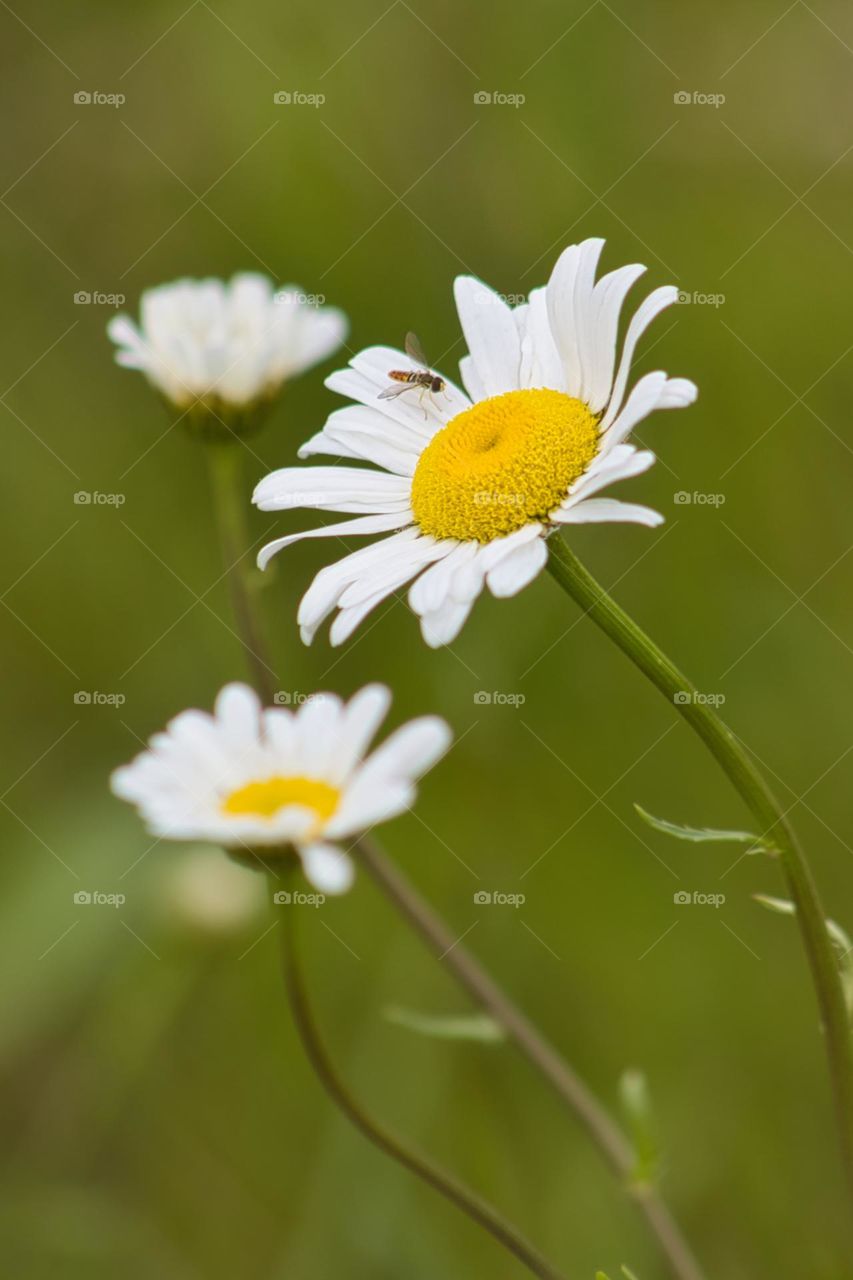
[111,683,450,895]
[253,238,697,647]
[108,273,347,431]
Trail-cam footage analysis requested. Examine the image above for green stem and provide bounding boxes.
[277,886,570,1280]
[205,440,277,703]
[356,835,706,1280]
[547,532,853,1198]
[205,448,705,1277]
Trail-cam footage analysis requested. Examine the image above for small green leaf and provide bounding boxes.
[619,1069,659,1187]
[635,804,768,850]
[595,1272,611,1279]
[754,897,853,1020]
[753,894,795,916]
[384,1006,505,1043]
[621,1268,641,1280]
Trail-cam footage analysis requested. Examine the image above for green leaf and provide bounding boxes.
[753,893,795,916]
[621,1269,641,1280]
[619,1069,659,1187]
[384,1006,505,1043]
[635,804,769,850]
[754,897,853,1020]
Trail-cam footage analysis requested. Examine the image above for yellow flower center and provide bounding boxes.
[221,776,340,826]
[410,389,600,543]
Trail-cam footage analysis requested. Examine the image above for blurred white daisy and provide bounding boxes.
[254,238,697,647]
[111,683,450,895]
[108,273,347,430]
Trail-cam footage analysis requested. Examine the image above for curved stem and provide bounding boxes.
[206,440,277,703]
[356,835,706,1280]
[204,449,705,1278]
[277,890,570,1280]
[547,532,853,1198]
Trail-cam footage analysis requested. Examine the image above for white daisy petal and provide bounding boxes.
[519,287,564,390]
[546,238,605,399]
[300,843,355,895]
[601,371,699,451]
[599,286,680,432]
[458,354,487,402]
[408,542,478,617]
[253,466,411,515]
[108,274,347,413]
[328,684,391,783]
[257,511,412,572]
[485,534,548,598]
[563,446,656,507]
[454,277,522,395]
[112,684,452,888]
[251,239,694,648]
[554,498,664,527]
[420,598,476,648]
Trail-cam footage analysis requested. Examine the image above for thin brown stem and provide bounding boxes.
[278,892,570,1280]
[356,836,706,1280]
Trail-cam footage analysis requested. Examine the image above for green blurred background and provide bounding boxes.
[3,0,853,1275]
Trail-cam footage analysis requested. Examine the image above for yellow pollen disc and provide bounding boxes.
[221,776,340,825]
[410,388,600,543]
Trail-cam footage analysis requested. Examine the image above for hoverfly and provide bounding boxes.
[378,332,446,416]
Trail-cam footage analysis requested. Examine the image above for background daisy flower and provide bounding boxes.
[254,238,697,647]
[112,683,450,895]
[108,273,348,431]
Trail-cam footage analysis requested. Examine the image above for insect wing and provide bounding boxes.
[404,331,429,369]
[378,382,416,400]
